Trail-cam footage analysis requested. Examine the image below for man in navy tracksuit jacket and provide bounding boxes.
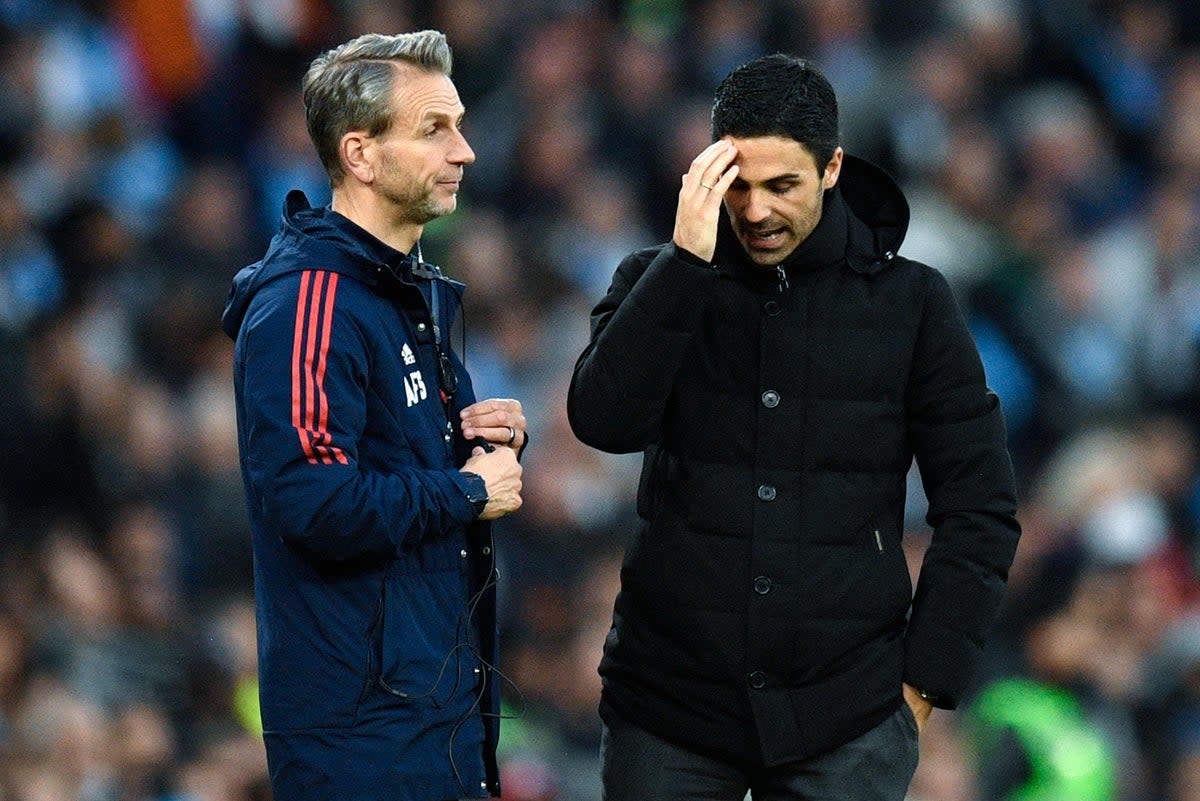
[221,31,525,800]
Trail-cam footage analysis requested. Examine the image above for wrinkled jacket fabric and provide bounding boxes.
[568,155,1021,768]
[222,191,500,801]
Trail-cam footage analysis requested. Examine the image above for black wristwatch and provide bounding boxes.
[463,472,489,517]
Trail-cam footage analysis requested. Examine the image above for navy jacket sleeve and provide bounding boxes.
[902,266,1021,708]
[235,272,478,563]
[568,244,719,453]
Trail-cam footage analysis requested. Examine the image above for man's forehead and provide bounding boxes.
[723,134,817,174]
[391,68,464,123]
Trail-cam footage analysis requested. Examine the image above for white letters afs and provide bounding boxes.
[404,370,427,407]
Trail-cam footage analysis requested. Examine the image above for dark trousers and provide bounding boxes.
[601,704,920,801]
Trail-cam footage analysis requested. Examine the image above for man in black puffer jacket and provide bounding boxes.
[568,54,1021,801]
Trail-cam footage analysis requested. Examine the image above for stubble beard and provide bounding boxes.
[384,183,453,226]
[377,150,456,225]
[408,194,452,225]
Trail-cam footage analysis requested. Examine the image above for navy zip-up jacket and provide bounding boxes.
[222,191,500,801]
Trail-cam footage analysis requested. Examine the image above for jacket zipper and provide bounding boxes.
[775,265,789,292]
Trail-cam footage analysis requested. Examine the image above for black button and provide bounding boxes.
[757,484,776,502]
[748,670,767,689]
[761,390,780,408]
[753,576,773,595]
[764,300,781,316]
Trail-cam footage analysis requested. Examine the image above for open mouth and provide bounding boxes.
[745,228,787,248]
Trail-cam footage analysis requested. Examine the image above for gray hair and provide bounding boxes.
[302,30,453,185]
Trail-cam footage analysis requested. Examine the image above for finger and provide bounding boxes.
[707,163,739,200]
[462,422,495,440]
[461,400,500,418]
[461,412,516,437]
[466,409,526,432]
[686,141,733,188]
[689,139,733,171]
[461,406,506,424]
[702,139,735,164]
[699,143,738,191]
[461,398,521,420]
[467,425,519,444]
[460,398,503,415]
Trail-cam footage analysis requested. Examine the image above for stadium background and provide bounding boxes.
[1,0,1200,798]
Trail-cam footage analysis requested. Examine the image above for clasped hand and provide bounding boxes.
[460,398,526,520]
[461,398,526,451]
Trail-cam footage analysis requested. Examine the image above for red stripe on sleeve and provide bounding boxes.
[303,271,329,463]
[313,272,349,465]
[291,270,348,467]
[292,271,318,463]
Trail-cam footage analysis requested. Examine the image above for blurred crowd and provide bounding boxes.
[1,0,1200,799]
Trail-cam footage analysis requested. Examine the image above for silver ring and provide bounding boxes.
[505,426,517,446]
[700,182,715,190]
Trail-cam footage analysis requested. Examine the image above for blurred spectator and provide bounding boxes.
[0,1,1198,799]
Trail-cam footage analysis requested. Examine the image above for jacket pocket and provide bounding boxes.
[360,580,386,704]
[376,564,469,705]
[860,511,913,611]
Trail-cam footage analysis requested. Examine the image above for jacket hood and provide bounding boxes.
[837,153,910,273]
[221,190,412,339]
[714,152,910,277]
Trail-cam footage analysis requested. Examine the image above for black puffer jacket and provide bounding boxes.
[568,155,1020,768]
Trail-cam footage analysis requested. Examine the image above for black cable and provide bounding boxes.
[446,533,528,792]
[383,249,526,791]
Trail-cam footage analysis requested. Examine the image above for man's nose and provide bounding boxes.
[450,129,475,165]
[742,190,771,223]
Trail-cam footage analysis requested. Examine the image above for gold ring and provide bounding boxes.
[701,182,715,190]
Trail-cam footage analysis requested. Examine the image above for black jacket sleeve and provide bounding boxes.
[567,244,719,454]
[902,266,1022,708]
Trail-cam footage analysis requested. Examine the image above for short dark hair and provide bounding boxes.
[711,54,839,170]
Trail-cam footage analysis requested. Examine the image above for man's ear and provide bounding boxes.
[822,147,844,190]
[340,131,375,185]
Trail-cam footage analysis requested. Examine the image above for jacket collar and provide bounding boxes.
[283,190,419,286]
[781,185,848,271]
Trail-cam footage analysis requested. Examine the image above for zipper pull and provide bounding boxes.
[775,265,789,292]
[874,529,884,552]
